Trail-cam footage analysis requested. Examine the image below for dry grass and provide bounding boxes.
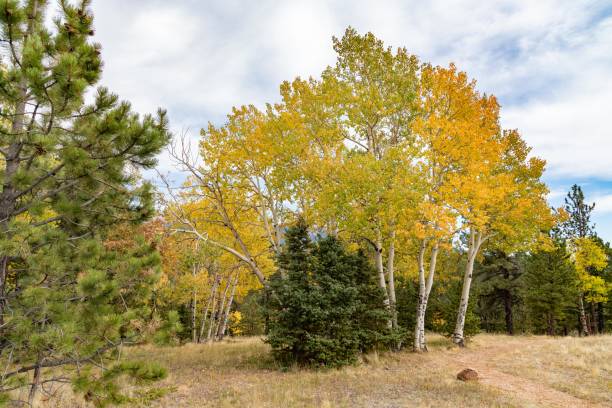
[466,334,612,406]
[128,336,517,408]
[36,334,611,408]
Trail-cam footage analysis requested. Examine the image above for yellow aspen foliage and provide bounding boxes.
[569,237,609,303]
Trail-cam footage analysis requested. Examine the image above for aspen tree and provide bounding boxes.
[452,129,552,346]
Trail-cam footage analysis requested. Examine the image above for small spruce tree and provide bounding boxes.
[266,221,390,368]
[523,244,578,335]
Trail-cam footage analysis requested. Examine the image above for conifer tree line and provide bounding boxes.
[0,0,610,405]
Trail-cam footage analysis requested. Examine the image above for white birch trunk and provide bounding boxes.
[198,273,219,343]
[578,295,590,336]
[191,243,199,343]
[387,230,397,329]
[206,279,220,343]
[452,230,483,347]
[415,242,439,352]
[414,240,427,351]
[213,277,232,341]
[374,230,391,328]
[217,273,239,340]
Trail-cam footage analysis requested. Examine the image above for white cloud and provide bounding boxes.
[501,15,612,178]
[593,194,612,214]
[547,188,567,201]
[260,2,337,81]
[78,0,612,178]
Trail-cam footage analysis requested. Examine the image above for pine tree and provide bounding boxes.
[559,185,608,335]
[475,251,523,335]
[266,221,391,368]
[523,244,578,335]
[266,220,316,366]
[0,1,170,404]
[561,185,595,239]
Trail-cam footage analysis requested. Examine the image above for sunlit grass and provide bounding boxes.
[473,334,612,405]
[37,334,612,407]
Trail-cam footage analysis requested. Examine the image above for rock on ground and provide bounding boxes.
[457,368,479,381]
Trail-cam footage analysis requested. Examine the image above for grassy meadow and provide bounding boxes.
[34,334,611,408]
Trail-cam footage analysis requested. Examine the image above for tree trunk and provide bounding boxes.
[414,240,427,352]
[414,303,425,351]
[374,230,391,328]
[452,252,476,346]
[590,302,598,335]
[578,295,590,336]
[452,230,483,347]
[503,291,514,335]
[0,257,8,327]
[190,294,197,343]
[421,243,439,348]
[597,302,605,333]
[0,101,26,329]
[546,313,554,336]
[217,272,239,340]
[191,262,199,343]
[213,277,231,341]
[28,361,41,406]
[414,241,438,352]
[205,280,220,343]
[263,288,270,335]
[198,273,219,343]
[387,230,397,329]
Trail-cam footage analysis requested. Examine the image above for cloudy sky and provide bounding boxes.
[82,0,612,240]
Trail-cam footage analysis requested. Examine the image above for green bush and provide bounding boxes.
[265,221,392,368]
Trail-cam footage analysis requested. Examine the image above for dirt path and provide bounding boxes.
[436,343,604,408]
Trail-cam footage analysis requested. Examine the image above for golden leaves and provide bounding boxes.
[168,28,556,290]
[568,237,609,303]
